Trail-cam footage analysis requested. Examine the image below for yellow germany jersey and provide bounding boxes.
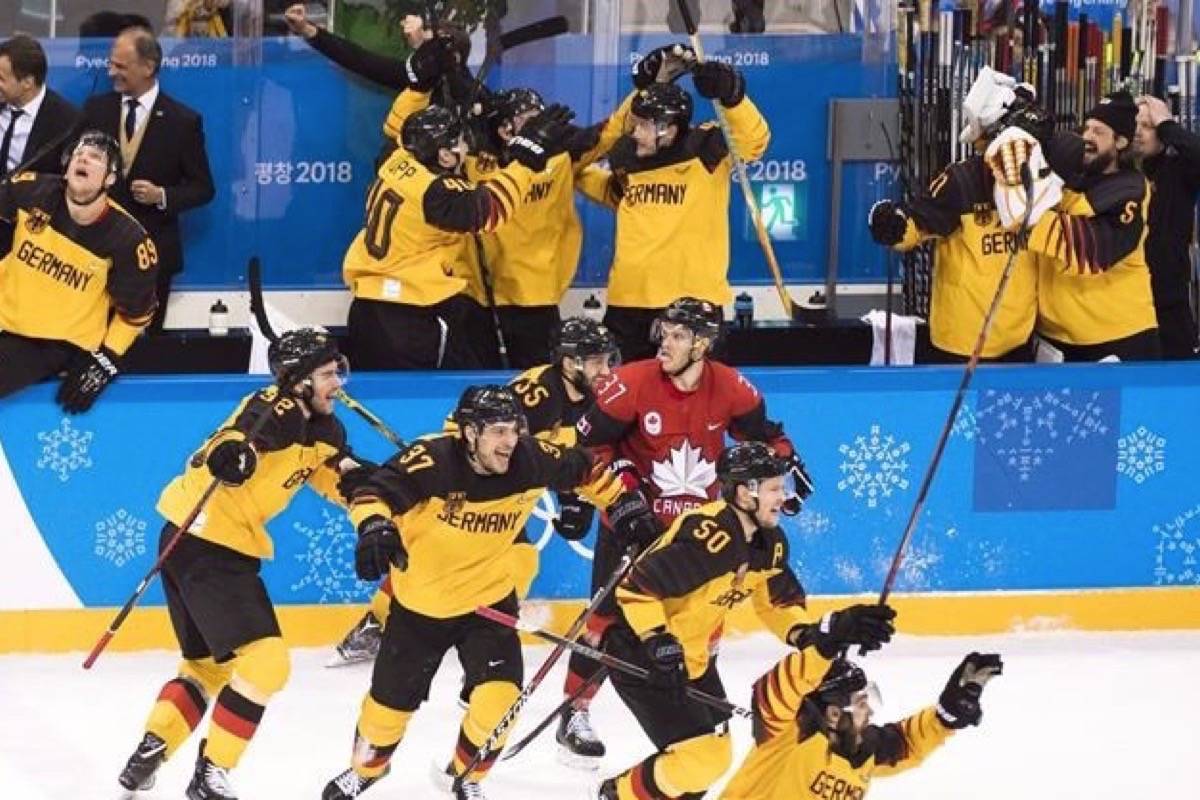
[894,156,1038,358]
[1027,169,1157,345]
[721,650,954,800]
[343,90,535,308]
[349,433,624,619]
[156,387,348,559]
[616,500,810,679]
[0,173,158,354]
[577,97,770,308]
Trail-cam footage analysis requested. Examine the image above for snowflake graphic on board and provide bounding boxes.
[1152,503,1200,586]
[1116,426,1166,484]
[836,424,911,508]
[36,417,93,482]
[795,508,832,536]
[972,389,1109,482]
[94,508,147,567]
[651,442,717,498]
[290,508,373,603]
[951,402,977,440]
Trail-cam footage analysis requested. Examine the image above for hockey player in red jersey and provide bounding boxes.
[554,296,814,767]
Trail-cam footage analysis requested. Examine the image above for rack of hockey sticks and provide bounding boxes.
[894,0,1200,320]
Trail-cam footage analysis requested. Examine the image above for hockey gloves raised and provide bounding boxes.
[507,103,576,172]
[868,200,909,247]
[985,129,1063,231]
[553,491,596,541]
[57,346,120,414]
[643,629,687,698]
[205,439,257,486]
[337,458,379,503]
[404,34,457,92]
[607,490,660,548]
[632,43,697,89]
[936,652,1004,729]
[355,514,407,581]
[791,603,897,659]
[692,61,746,107]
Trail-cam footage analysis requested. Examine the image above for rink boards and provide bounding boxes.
[2,364,1199,652]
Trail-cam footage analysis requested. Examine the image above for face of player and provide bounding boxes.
[108,32,155,97]
[746,475,786,528]
[437,135,469,172]
[303,359,346,416]
[1081,119,1123,174]
[826,690,873,741]
[64,144,113,203]
[656,322,707,374]
[1134,104,1164,159]
[630,115,677,157]
[579,353,616,390]
[469,420,520,475]
[0,55,36,106]
[499,108,541,142]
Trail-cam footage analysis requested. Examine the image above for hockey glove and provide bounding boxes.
[553,491,596,541]
[643,629,687,698]
[607,490,661,548]
[205,439,258,486]
[404,34,457,91]
[632,43,696,89]
[355,514,407,581]
[936,652,1004,729]
[868,200,909,246]
[56,346,120,414]
[691,61,746,107]
[791,603,897,659]
[507,103,576,171]
[337,458,379,503]
[987,132,1062,231]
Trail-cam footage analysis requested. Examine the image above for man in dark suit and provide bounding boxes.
[83,25,214,332]
[0,34,82,255]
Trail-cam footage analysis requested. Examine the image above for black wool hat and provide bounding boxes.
[1085,90,1137,142]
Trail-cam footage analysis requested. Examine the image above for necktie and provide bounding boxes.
[0,107,24,177]
[124,97,138,140]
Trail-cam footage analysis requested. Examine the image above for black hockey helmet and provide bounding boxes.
[62,129,123,178]
[453,384,527,433]
[813,657,869,710]
[268,327,344,390]
[631,82,693,131]
[551,317,619,362]
[493,87,545,125]
[401,106,464,169]
[652,296,723,343]
[718,442,788,492]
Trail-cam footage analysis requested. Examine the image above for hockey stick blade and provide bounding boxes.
[246,256,279,343]
[499,15,568,51]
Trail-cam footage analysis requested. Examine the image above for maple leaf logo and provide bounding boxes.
[651,441,717,498]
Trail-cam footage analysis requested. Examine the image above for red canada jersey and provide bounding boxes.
[577,359,789,526]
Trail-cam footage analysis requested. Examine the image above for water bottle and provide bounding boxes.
[582,293,604,323]
[208,298,229,336]
[734,292,754,329]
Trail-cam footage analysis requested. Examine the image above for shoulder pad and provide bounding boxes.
[1084,169,1147,214]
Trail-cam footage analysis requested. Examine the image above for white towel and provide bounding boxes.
[861,309,921,365]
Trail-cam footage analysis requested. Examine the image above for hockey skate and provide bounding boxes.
[116,731,167,795]
[433,762,490,799]
[556,707,605,769]
[327,611,382,667]
[185,740,237,800]
[322,766,387,799]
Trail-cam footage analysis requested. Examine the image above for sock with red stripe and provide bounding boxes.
[205,686,265,769]
[145,677,209,757]
[450,681,519,782]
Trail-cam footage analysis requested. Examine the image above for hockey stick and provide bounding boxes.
[83,388,279,669]
[501,666,608,763]
[453,545,637,787]
[672,0,799,319]
[475,605,753,720]
[247,257,407,449]
[871,164,1036,625]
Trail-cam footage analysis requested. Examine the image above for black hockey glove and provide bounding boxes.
[404,34,457,91]
[936,652,1003,729]
[205,439,258,486]
[868,200,908,246]
[553,492,596,541]
[643,629,687,698]
[355,514,407,581]
[632,43,697,89]
[507,103,576,171]
[791,603,897,659]
[607,490,661,548]
[56,346,120,414]
[692,61,746,106]
[337,458,379,503]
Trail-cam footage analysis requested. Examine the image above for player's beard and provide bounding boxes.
[1083,148,1114,176]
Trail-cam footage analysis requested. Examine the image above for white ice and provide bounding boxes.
[2,629,1198,799]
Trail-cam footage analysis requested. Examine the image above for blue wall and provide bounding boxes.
[4,363,1199,609]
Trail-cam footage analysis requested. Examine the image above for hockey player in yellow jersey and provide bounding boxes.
[343,81,577,370]
[596,443,896,800]
[0,130,158,411]
[721,650,1002,800]
[114,329,358,800]
[577,49,770,360]
[321,385,659,800]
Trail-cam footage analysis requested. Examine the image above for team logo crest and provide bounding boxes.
[644,411,662,435]
[25,208,50,234]
[972,202,994,227]
[445,491,467,515]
